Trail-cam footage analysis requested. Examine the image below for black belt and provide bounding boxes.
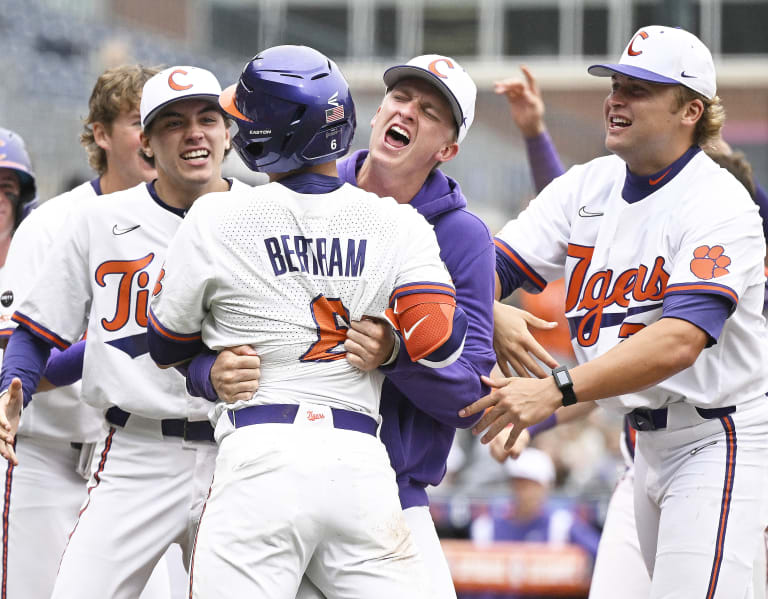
[228,404,378,437]
[627,405,736,431]
[105,406,215,442]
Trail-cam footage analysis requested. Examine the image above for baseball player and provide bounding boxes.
[147,44,467,599]
[0,67,190,599]
[463,26,768,598]
[0,65,247,599]
[0,128,37,271]
[188,53,496,599]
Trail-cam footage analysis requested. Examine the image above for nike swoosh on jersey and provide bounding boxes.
[649,168,672,185]
[112,224,141,235]
[403,315,429,340]
[578,206,603,218]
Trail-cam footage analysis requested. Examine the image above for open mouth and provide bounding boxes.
[609,116,631,129]
[181,149,210,160]
[385,125,410,148]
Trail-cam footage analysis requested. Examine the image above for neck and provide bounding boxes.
[269,160,339,183]
[154,175,229,211]
[0,233,12,268]
[357,155,430,204]
[623,140,695,176]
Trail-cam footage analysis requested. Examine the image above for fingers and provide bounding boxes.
[496,358,513,378]
[493,79,524,95]
[520,65,539,96]
[521,312,558,330]
[503,424,524,451]
[458,388,499,418]
[228,345,259,357]
[0,441,17,466]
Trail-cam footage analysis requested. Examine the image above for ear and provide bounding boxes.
[92,122,110,152]
[434,141,459,165]
[681,98,704,128]
[224,127,231,151]
[370,105,382,129]
[140,132,153,157]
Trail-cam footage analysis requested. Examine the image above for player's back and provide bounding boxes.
[155,179,451,417]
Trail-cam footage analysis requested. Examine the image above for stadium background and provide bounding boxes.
[2,0,766,595]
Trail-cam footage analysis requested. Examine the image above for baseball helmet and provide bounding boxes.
[0,128,36,228]
[219,45,356,173]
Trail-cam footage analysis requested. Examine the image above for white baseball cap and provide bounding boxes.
[589,26,716,100]
[505,448,555,487]
[382,54,477,143]
[140,66,223,129]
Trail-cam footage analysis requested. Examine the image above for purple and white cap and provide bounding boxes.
[588,26,716,100]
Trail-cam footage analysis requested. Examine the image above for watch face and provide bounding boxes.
[555,370,570,386]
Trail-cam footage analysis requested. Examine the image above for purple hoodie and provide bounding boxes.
[338,150,496,509]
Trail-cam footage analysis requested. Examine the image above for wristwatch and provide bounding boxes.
[552,365,577,406]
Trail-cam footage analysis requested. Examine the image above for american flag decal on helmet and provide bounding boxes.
[325,105,344,123]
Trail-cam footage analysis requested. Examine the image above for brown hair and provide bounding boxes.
[673,87,726,148]
[80,64,160,175]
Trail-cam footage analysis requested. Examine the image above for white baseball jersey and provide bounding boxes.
[0,181,103,442]
[496,151,768,411]
[14,179,248,420]
[150,181,454,423]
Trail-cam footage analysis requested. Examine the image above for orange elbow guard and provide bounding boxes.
[384,292,457,362]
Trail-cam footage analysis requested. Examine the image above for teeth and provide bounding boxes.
[182,149,210,159]
[611,116,631,126]
[390,125,409,141]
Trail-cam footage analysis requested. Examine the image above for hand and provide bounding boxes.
[493,301,559,378]
[459,373,561,449]
[0,379,23,465]
[210,346,261,404]
[489,427,531,462]
[494,65,546,139]
[345,317,395,371]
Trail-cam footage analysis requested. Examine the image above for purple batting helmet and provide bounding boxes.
[219,45,356,174]
[0,128,37,228]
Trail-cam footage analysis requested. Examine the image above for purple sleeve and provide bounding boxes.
[146,309,205,367]
[0,327,51,407]
[754,183,768,242]
[185,350,218,402]
[568,517,601,560]
[527,413,557,438]
[662,293,732,346]
[381,215,496,428]
[43,340,85,387]
[525,131,566,194]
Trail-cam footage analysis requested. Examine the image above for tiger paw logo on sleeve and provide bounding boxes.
[690,245,731,280]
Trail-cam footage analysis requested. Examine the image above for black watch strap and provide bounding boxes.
[552,365,577,406]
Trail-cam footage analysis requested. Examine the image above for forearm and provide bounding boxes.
[524,131,566,194]
[570,317,707,404]
[43,340,85,387]
[0,327,52,406]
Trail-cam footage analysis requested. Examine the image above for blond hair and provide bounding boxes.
[674,87,726,148]
[80,64,160,175]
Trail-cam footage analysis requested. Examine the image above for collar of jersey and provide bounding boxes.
[91,177,102,196]
[277,172,343,194]
[622,145,700,204]
[145,178,233,218]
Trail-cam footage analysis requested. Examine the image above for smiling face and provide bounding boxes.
[97,106,157,185]
[141,99,230,193]
[367,78,459,180]
[603,74,701,174]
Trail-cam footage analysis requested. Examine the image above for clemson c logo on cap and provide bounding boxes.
[168,69,193,91]
[627,31,649,56]
[428,58,454,79]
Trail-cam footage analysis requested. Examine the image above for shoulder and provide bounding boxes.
[678,153,755,215]
[433,207,492,245]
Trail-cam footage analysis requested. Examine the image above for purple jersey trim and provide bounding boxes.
[186,350,218,402]
[10,312,69,350]
[622,146,700,204]
[278,173,343,194]
[0,327,51,407]
[662,292,732,345]
[90,178,103,196]
[43,340,85,387]
[146,181,186,218]
[528,413,557,438]
[525,131,566,193]
[494,237,547,298]
[146,309,204,367]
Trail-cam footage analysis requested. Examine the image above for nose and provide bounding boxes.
[397,98,418,122]
[184,121,205,142]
